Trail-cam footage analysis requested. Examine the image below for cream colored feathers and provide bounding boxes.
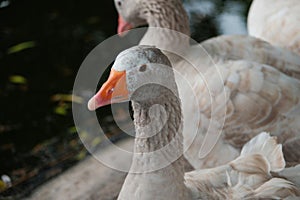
[100,47,300,199]
[185,133,299,199]
[248,0,300,55]
[114,0,300,170]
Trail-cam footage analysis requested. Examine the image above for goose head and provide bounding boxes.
[87,45,176,111]
[114,0,147,36]
[114,0,190,36]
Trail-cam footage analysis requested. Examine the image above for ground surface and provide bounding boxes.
[25,139,134,200]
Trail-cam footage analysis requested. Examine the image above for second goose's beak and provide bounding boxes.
[118,15,133,36]
[88,69,128,111]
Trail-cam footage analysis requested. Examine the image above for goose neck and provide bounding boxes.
[141,0,190,35]
[139,0,191,51]
[132,86,183,154]
[130,85,185,174]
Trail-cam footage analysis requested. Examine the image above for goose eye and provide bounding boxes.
[117,0,122,7]
[139,64,147,72]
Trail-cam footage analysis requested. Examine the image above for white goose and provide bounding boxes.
[248,0,300,55]
[88,46,300,199]
[113,0,300,169]
[115,0,300,79]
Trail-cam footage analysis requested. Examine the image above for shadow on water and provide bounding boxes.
[0,0,251,198]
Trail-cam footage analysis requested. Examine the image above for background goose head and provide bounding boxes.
[88,45,178,111]
[114,0,190,36]
[114,0,147,36]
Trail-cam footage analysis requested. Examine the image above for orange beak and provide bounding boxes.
[117,15,133,37]
[88,69,128,111]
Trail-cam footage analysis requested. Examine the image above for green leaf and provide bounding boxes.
[51,94,83,104]
[7,41,36,54]
[68,126,78,134]
[79,130,89,140]
[9,75,28,84]
[54,104,70,115]
[54,107,67,115]
[91,137,102,147]
[75,150,87,161]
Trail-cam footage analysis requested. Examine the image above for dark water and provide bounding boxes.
[0,0,251,198]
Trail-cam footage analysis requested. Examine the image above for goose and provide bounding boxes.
[115,0,300,79]
[113,0,300,169]
[248,0,300,55]
[88,46,300,199]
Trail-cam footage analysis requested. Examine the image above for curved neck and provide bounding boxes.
[139,0,191,50]
[133,87,182,153]
[118,85,190,200]
[142,0,190,35]
[131,86,184,171]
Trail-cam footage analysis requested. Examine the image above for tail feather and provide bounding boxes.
[230,154,270,175]
[240,132,285,172]
[254,178,300,199]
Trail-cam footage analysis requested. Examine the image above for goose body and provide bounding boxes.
[248,0,300,55]
[114,0,300,169]
[88,46,300,199]
[185,132,300,200]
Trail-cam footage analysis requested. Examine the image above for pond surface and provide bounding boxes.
[0,0,251,198]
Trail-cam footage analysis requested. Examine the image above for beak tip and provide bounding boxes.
[87,98,96,111]
[117,15,132,37]
[117,28,130,37]
[118,31,126,37]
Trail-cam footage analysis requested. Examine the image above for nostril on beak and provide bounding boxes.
[108,88,114,94]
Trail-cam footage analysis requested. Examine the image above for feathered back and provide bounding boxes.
[185,132,300,199]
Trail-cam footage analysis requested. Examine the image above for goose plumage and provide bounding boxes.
[88,46,300,199]
[114,0,300,169]
[248,0,300,55]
